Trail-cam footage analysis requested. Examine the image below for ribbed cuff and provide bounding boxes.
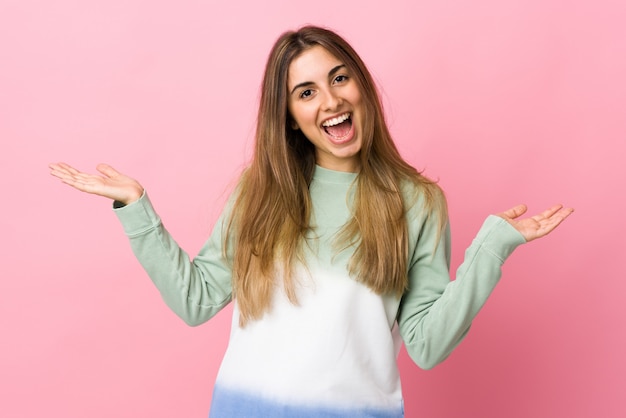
[473,215,526,262]
[113,191,162,237]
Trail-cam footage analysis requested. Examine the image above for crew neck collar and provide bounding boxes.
[312,165,358,184]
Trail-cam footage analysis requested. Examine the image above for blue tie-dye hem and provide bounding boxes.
[209,385,404,418]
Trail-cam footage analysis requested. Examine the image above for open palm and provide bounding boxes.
[498,204,574,242]
[49,162,144,205]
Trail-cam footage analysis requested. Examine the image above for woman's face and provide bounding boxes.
[287,46,364,173]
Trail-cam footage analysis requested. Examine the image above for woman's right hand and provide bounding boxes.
[49,162,144,206]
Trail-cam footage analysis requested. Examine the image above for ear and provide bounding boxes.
[291,120,299,130]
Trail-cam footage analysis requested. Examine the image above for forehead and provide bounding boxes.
[287,46,344,89]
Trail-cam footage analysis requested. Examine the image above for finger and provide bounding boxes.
[49,168,67,180]
[49,163,72,176]
[545,207,574,226]
[52,168,91,184]
[50,165,95,184]
[533,204,564,221]
[533,207,574,239]
[96,163,119,179]
[49,163,63,175]
[49,164,78,181]
[56,162,82,176]
[54,174,90,192]
[60,175,101,194]
[499,204,527,220]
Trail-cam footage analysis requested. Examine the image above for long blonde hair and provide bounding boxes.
[226,26,447,326]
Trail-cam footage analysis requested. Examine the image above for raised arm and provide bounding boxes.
[398,203,573,369]
[49,162,233,325]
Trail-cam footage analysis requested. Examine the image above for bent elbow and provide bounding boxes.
[181,315,207,327]
[408,349,450,370]
[404,324,471,370]
[404,335,464,370]
[174,306,212,327]
[170,296,228,327]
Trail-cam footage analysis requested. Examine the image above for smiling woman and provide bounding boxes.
[288,46,363,172]
[49,25,572,418]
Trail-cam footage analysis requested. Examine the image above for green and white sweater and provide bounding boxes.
[114,165,526,417]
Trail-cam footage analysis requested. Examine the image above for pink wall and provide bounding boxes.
[2,0,624,417]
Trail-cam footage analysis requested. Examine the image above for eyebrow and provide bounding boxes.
[290,64,347,95]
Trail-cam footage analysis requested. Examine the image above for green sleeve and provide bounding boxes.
[114,192,233,326]
[397,213,526,369]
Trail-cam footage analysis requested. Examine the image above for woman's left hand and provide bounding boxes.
[497,204,574,242]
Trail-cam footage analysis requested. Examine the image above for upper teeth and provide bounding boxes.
[322,113,350,127]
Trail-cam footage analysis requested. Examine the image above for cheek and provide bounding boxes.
[288,105,314,131]
[350,88,363,106]
[292,105,316,126]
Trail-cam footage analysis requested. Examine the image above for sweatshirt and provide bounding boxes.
[114,165,526,417]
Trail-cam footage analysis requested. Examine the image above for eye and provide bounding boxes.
[299,89,314,99]
[333,74,349,84]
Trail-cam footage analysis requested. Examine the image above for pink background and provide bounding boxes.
[2,0,625,417]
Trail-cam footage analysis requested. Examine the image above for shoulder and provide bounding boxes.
[400,175,447,221]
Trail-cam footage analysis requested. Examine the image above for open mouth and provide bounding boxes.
[322,112,352,141]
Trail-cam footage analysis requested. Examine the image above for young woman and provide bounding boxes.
[49,26,572,418]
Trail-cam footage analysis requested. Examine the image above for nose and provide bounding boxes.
[321,88,342,112]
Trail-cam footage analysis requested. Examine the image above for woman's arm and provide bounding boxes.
[114,192,233,325]
[398,202,572,369]
[49,163,233,325]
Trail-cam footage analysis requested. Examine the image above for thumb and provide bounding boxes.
[96,163,120,178]
[498,204,528,220]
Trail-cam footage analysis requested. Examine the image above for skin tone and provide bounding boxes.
[48,46,574,240]
[49,162,144,205]
[287,46,363,173]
